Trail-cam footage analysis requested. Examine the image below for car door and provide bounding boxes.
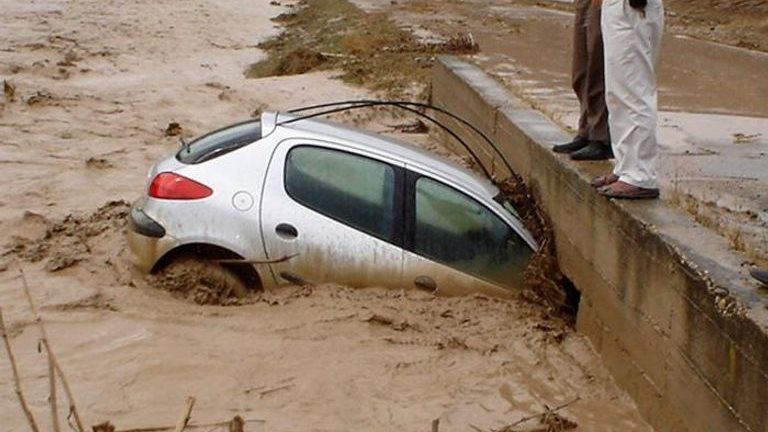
[259,139,405,288]
[401,172,534,298]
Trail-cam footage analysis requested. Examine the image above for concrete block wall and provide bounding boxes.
[431,56,768,432]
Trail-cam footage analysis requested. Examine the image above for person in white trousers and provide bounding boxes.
[590,0,664,199]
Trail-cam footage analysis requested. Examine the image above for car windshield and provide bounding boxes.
[176,120,261,164]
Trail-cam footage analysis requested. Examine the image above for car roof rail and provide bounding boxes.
[276,100,515,184]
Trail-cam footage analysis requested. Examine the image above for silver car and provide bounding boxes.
[128,111,537,299]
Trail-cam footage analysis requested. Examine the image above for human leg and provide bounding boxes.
[602,0,664,191]
[554,0,591,154]
[584,0,610,144]
[572,0,591,139]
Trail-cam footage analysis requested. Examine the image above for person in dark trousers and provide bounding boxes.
[553,0,613,160]
[751,268,768,286]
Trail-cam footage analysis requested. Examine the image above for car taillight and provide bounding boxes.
[149,172,213,200]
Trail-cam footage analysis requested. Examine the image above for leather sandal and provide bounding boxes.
[598,181,659,199]
[590,174,619,188]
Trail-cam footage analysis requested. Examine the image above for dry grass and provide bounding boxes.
[249,0,478,97]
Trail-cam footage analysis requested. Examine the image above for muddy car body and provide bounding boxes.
[128,112,538,298]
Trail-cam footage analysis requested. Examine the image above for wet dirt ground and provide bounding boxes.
[0,1,652,431]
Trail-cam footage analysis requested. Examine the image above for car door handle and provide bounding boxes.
[275,223,298,239]
[414,275,437,292]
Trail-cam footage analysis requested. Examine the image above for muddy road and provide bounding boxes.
[0,1,653,431]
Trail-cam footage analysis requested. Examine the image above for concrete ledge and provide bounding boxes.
[432,56,768,432]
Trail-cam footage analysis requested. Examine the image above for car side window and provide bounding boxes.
[414,177,532,288]
[285,146,396,241]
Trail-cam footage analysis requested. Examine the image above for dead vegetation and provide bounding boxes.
[498,174,577,320]
[492,398,579,432]
[3,79,16,102]
[249,0,479,96]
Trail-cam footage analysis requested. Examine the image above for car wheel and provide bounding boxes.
[156,256,251,305]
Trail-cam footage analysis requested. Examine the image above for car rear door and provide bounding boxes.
[259,139,405,288]
[400,171,533,298]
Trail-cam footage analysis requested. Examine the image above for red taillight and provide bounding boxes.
[149,172,213,200]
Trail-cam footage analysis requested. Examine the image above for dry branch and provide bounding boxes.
[173,397,196,432]
[18,266,86,432]
[431,418,440,432]
[46,337,61,432]
[497,396,580,432]
[256,383,294,398]
[0,306,41,432]
[227,416,244,432]
[115,417,264,432]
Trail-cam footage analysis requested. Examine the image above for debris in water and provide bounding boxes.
[229,416,245,432]
[732,132,761,143]
[495,397,580,432]
[26,91,54,106]
[3,79,16,102]
[91,422,115,432]
[391,119,429,133]
[45,254,82,272]
[4,201,130,273]
[85,157,113,169]
[165,121,183,136]
[362,312,414,331]
[498,174,574,318]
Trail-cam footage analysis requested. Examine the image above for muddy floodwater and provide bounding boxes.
[0,1,653,430]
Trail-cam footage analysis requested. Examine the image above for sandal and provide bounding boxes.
[598,181,659,199]
[590,174,619,188]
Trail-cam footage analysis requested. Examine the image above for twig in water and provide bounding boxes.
[0,306,41,432]
[431,418,440,432]
[227,416,244,432]
[499,396,580,431]
[47,336,61,432]
[18,265,86,432]
[116,418,265,432]
[257,383,294,398]
[173,397,196,432]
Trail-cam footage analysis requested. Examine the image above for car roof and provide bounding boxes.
[262,111,500,199]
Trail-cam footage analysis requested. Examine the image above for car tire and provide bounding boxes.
[157,256,251,305]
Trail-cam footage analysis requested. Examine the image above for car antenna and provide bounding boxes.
[179,136,190,154]
[279,100,514,183]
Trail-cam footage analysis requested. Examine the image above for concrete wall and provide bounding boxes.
[431,56,768,432]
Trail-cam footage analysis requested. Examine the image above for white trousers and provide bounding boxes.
[602,0,664,189]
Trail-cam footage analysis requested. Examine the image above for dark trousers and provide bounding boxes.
[572,0,609,143]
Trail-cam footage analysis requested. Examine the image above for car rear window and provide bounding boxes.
[176,120,261,164]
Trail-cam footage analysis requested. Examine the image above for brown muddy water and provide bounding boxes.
[0,0,654,430]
